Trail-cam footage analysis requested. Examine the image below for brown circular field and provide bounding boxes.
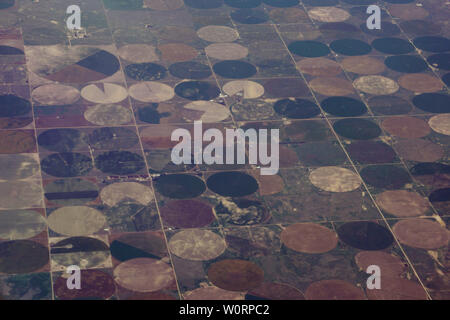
[208,259,264,292]
[54,269,115,299]
[160,199,215,228]
[309,77,354,96]
[341,56,385,75]
[355,251,406,279]
[281,223,338,254]
[394,139,444,162]
[296,58,342,77]
[381,116,431,138]
[158,43,198,62]
[114,258,175,292]
[398,74,443,93]
[393,219,449,249]
[376,190,430,217]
